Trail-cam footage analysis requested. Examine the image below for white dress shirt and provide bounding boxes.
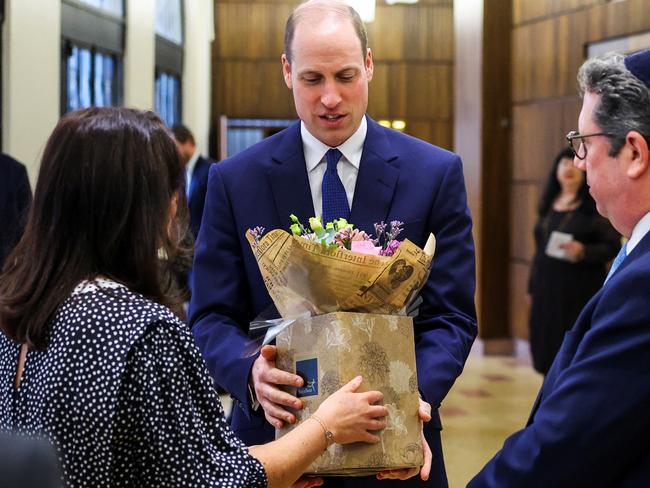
[301,116,367,219]
[625,211,650,255]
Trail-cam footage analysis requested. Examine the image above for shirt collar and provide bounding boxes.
[186,150,200,175]
[301,115,367,172]
[626,211,650,254]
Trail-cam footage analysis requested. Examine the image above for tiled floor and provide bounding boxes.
[441,355,543,487]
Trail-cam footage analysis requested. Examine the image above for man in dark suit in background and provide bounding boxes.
[469,49,650,487]
[171,124,214,239]
[0,153,32,269]
[189,1,477,486]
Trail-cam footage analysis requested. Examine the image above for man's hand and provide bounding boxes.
[250,345,304,428]
[376,398,433,481]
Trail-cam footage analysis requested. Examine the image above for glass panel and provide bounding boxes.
[94,52,105,106]
[65,43,121,112]
[79,47,93,108]
[103,54,114,106]
[76,0,124,17]
[227,128,265,157]
[155,0,183,45]
[67,46,80,112]
[155,71,181,126]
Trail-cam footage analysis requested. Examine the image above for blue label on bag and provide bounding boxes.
[296,358,318,397]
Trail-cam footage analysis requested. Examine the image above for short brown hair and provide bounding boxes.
[284,0,368,64]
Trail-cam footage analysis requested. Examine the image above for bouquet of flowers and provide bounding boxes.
[251,215,405,257]
[246,215,435,319]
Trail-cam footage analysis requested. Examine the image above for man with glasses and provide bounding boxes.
[470,49,650,487]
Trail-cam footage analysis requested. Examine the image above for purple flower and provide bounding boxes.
[379,239,401,256]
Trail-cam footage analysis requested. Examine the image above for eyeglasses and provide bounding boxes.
[566,130,615,160]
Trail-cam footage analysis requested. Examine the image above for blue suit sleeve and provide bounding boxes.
[416,154,477,408]
[468,270,650,487]
[189,164,258,417]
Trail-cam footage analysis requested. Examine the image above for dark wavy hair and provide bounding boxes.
[538,147,594,216]
[0,107,189,350]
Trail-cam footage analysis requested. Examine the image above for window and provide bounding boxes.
[219,118,297,159]
[155,71,181,127]
[155,0,183,127]
[65,44,121,111]
[61,0,125,113]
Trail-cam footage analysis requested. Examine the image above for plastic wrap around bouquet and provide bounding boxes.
[246,216,436,476]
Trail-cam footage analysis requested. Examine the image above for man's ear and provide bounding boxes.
[365,48,374,82]
[625,130,649,179]
[281,54,293,90]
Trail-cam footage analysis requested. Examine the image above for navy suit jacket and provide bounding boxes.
[188,155,213,239]
[189,117,477,486]
[0,153,32,269]
[469,232,650,487]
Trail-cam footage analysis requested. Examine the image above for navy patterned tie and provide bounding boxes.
[321,149,350,223]
[604,242,627,284]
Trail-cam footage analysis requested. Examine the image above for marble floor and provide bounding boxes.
[441,355,543,487]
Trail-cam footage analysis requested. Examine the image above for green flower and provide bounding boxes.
[290,214,300,223]
[309,217,323,233]
[290,223,301,236]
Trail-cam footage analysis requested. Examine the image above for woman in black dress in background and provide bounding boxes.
[528,148,620,375]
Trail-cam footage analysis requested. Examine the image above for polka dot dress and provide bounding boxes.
[0,279,268,487]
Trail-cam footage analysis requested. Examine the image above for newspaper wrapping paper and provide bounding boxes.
[245,229,435,475]
[275,312,424,476]
[245,229,433,318]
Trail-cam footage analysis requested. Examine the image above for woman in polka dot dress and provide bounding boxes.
[0,108,391,487]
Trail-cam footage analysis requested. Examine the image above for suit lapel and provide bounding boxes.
[267,122,315,228]
[349,117,400,234]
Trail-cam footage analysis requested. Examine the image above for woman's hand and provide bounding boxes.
[560,240,586,262]
[313,376,388,445]
[376,398,433,481]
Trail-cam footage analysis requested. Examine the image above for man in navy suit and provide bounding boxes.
[171,124,214,239]
[189,1,476,485]
[0,153,32,269]
[469,50,650,487]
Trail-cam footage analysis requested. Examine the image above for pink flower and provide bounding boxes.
[351,240,382,255]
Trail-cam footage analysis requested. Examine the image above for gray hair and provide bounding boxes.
[578,52,650,156]
[284,0,368,64]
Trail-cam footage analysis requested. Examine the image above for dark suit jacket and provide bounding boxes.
[188,155,213,239]
[0,433,60,487]
[0,153,32,269]
[189,116,477,487]
[469,231,650,487]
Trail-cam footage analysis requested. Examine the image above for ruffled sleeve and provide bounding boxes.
[112,318,268,487]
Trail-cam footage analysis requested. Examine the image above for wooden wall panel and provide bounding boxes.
[510,182,539,262]
[214,61,295,118]
[513,0,598,25]
[212,0,455,156]
[511,99,581,182]
[509,262,531,340]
